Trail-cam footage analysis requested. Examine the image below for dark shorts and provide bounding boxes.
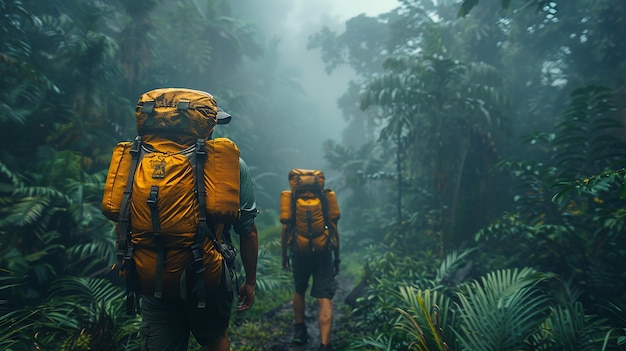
[140,269,234,351]
[292,250,336,299]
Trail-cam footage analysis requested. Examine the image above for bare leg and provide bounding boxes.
[293,292,305,323]
[318,298,333,345]
[201,330,230,351]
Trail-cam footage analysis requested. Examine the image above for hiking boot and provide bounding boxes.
[318,344,334,351]
[291,323,309,345]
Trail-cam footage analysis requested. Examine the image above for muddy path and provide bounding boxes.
[257,274,358,351]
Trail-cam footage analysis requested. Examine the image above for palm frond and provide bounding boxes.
[0,161,24,188]
[351,334,395,350]
[544,301,610,351]
[0,307,41,349]
[393,287,453,351]
[3,196,51,227]
[252,246,290,293]
[65,238,116,276]
[453,267,552,351]
[436,248,476,282]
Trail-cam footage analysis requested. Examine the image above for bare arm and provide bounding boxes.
[333,221,340,276]
[281,224,290,271]
[237,222,258,312]
[334,221,340,255]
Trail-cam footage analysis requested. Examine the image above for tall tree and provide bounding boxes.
[362,54,506,255]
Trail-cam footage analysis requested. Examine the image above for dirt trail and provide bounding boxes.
[261,275,356,351]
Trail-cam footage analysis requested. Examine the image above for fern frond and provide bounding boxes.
[454,267,552,351]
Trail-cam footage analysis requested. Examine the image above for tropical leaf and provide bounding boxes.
[435,248,476,283]
[351,334,395,350]
[453,267,552,351]
[393,287,454,351]
[542,302,610,351]
[252,245,290,293]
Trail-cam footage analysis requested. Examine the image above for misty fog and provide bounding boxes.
[229,0,398,189]
[2,0,626,350]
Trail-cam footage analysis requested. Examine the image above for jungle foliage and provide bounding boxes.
[1,0,626,350]
[309,0,626,350]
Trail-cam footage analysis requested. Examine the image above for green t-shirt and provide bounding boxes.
[233,157,257,235]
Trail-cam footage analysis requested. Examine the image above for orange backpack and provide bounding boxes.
[102,88,240,313]
[279,169,340,253]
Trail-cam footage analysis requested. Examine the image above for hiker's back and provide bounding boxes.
[279,169,340,253]
[102,88,240,306]
[280,169,341,350]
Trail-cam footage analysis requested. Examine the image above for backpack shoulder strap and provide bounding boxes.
[115,135,142,315]
[192,138,209,308]
[288,190,298,250]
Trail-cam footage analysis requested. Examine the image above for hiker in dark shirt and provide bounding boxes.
[280,169,341,351]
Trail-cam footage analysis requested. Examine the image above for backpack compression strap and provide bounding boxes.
[290,190,330,252]
[147,186,165,299]
[292,190,313,251]
[320,190,333,250]
[192,138,224,309]
[321,190,340,261]
[289,191,298,251]
[306,210,315,251]
[116,136,142,315]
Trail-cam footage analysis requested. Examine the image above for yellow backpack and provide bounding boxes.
[279,169,340,253]
[101,88,240,313]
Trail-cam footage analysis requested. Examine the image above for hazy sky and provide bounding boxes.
[331,0,399,18]
[234,0,399,171]
[275,0,399,139]
[268,0,399,188]
[286,0,399,26]
[276,1,397,172]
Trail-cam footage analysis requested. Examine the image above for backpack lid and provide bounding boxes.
[289,169,325,191]
[135,88,219,139]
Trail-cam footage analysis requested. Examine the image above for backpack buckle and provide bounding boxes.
[177,100,190,111]
[142,100,155,114]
